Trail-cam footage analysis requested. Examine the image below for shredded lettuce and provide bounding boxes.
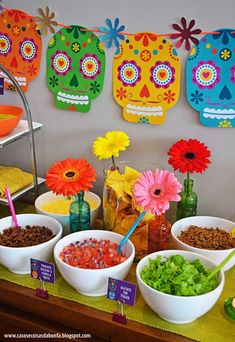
[140,255,219,296]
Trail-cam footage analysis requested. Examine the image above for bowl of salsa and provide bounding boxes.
[54,229,135,296]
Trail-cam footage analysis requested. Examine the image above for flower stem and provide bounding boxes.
[111,155,117,170]
[187,171,190,182]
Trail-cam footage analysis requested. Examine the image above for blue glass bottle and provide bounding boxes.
[69,190,90,233]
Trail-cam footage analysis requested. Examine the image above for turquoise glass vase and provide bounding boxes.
[176,178,197,220]
[69,190,90,233]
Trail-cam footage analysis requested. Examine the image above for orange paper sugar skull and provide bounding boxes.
[0,9,42,92]
[113,33,181,124]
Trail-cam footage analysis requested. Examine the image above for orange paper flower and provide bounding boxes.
[46,158,96,196]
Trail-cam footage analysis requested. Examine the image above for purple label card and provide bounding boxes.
[30,258,55,284]
[107,277,137,306]
[0,77,4,95]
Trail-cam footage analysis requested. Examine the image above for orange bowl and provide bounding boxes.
[0,105,23,137]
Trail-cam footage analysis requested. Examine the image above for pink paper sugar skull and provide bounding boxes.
[0,9,42,92]
[113,33,181,124]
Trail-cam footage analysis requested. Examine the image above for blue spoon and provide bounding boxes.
[117,210,147,254]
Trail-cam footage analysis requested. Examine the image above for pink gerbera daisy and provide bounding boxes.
[134,169,182,216]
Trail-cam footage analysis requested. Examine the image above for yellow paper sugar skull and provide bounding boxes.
[113,33,181,124]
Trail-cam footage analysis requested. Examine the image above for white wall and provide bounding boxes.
[1,0,235,221]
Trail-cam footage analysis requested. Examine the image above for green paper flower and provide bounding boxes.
[139,117,149,124]
[90,81,101,94]
[49,76,59,88]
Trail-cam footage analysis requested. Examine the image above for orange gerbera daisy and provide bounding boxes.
[46,158,96,196]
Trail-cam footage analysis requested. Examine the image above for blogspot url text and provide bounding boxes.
[3,333,92,339]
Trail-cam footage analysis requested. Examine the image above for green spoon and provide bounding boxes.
[207,249,235,280]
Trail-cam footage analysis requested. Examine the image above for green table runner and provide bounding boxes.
[0,263,234,342]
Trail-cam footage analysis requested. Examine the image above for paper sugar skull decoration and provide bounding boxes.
[46,26,106,112]
[113,33,181,124]
[0,9,42,92]
[186,29,235,128]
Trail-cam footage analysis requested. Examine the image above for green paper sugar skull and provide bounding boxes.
[46,26,106,112]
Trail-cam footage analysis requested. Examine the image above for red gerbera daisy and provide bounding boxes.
[167,139,211,174]
[46,158,96,196]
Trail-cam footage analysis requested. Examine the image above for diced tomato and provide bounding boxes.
[60,238,127,269]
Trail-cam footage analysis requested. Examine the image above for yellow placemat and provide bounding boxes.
[0,166,33,198]
[0,262,234,342]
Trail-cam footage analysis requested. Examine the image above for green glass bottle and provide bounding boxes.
[69,190,90,233]
[176,178,197,220]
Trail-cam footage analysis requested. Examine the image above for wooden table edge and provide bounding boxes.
[0,279,194,342]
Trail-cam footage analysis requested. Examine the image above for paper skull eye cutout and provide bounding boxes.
[46,26,106,112]
[186,29,235,128]
[113,33,181,125]
[0,9,42,92]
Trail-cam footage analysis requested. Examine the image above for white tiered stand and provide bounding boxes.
[0,63,44,205]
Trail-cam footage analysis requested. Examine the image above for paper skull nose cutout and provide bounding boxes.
[0,8,42,92]
[186,29,235,128]
[113,33,181,124]
[46,26,106,112]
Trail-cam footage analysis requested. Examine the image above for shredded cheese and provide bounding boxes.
[41,198,98,215]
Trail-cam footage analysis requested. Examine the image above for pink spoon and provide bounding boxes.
[5,187,19,228]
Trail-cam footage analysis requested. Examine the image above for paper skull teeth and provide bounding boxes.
[0,8,42,93]
[46,26,106,113]
[113,33,181,125]
[186,29,235,128]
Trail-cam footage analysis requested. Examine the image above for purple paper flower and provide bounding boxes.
[171,17,202,51]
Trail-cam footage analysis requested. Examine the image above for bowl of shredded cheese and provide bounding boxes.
[35,191,101,235]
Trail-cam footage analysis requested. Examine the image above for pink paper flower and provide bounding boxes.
[134,169,182,216]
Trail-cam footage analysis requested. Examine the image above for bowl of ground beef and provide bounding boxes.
[0,214,62,274]
[171,216,235,271]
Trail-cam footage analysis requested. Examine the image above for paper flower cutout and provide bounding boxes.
[46,158,96,196]
[213,29,234,44]
[167,139,211,174]
[99,18,125,51]
[34,6,58,35]
[171,17,202,51]
[135,33,158,47]
[134,169,182,216]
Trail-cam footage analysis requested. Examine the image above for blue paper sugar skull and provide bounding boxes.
[186,29,235,128]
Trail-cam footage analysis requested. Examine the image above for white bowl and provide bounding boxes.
[54,230,135,296]
[0,214,62,274]
[171,216,235,271]
[35,191,101,236]
[136,250,225,324]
